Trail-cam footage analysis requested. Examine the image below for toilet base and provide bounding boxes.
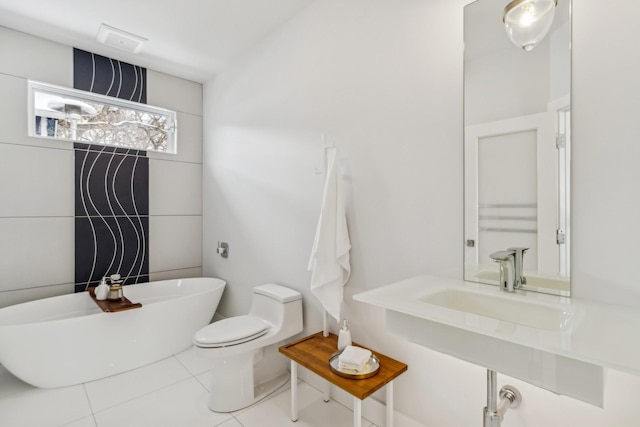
[208,370,289,413]
[207,346,290,412]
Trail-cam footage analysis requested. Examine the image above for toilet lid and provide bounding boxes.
[194,315,270,348]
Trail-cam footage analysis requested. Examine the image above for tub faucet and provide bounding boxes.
[489,250,516,292]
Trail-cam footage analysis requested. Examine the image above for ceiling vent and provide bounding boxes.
[97,24,148,54]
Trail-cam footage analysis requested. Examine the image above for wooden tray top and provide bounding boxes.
[88,287,142,313]
[279,332,407,401]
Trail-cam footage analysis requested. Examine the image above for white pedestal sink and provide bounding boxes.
[353,275,640,407]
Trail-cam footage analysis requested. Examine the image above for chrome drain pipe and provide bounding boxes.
[483,369,522,427]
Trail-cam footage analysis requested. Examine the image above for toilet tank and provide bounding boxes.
[249,284,302,337]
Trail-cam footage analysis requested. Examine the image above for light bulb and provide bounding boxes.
[518,3,535,27]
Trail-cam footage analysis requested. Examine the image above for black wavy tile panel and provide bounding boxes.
[73,48,147,103]
[73,146,149,290]
[74,144,148,217]
[74,144,149,292]
[74,216,149,292]
[74,142,147,157]
[73,51,150,292]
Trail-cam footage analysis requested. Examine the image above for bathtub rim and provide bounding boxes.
[0,277,226,327]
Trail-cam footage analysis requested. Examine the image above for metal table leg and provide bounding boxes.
[354,397,362,427]
[290,360,298,422]
[386,381,394,427]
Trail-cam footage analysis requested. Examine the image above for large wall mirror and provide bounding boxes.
[464,0,571,296]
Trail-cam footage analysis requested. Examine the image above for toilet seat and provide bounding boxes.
[194,315,270,348]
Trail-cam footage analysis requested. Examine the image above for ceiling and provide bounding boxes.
[0,0,314,83]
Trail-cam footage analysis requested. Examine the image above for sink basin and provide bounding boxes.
[420,289,573,331]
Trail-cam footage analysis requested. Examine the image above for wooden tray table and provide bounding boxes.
[279,331,407,427]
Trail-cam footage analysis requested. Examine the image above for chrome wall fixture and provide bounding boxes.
[217,242,229,258]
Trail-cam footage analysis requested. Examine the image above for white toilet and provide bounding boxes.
[193,283,303,412]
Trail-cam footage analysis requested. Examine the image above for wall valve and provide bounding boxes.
[217,241,229,258]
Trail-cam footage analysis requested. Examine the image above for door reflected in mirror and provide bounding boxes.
[463,0,571,296]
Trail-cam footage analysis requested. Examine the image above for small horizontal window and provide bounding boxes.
[28,80,177,154]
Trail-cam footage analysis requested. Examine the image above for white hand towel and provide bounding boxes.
[308,146,351,323]
[338,345,372,372]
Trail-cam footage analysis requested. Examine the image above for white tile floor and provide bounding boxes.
[0,346,377,427]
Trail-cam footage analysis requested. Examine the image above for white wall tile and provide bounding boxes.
[177,112,204,163]
[149,267,203,282]
[0,74,28,145]
[0,218,74,291]
[147,70,203,115]
[148,111,203,164]
[0,74,73,150]
[149,215,202,273]
[0,283,74,309]
[149,159,202,216]
[0,143,73,217]
[0,26,72,86]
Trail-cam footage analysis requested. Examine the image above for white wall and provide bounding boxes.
[549,19,571,102]
[0,26,204,307]
[204,0,463,319]
[464,41,550,125]
[571,0,640,306]
[203,0,640,425]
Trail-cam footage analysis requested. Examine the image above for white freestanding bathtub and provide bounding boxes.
[0,277,226,388]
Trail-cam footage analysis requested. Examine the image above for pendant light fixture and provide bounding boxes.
[503,0,558,51]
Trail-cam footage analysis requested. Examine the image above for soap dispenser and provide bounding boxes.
[95,277,109,301]
[107,274,123,301]
[337,319,352,351]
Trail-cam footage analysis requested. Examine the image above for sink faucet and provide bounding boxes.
[489,250,516,292]
[507,247,528,288]
[490,248,528,292]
